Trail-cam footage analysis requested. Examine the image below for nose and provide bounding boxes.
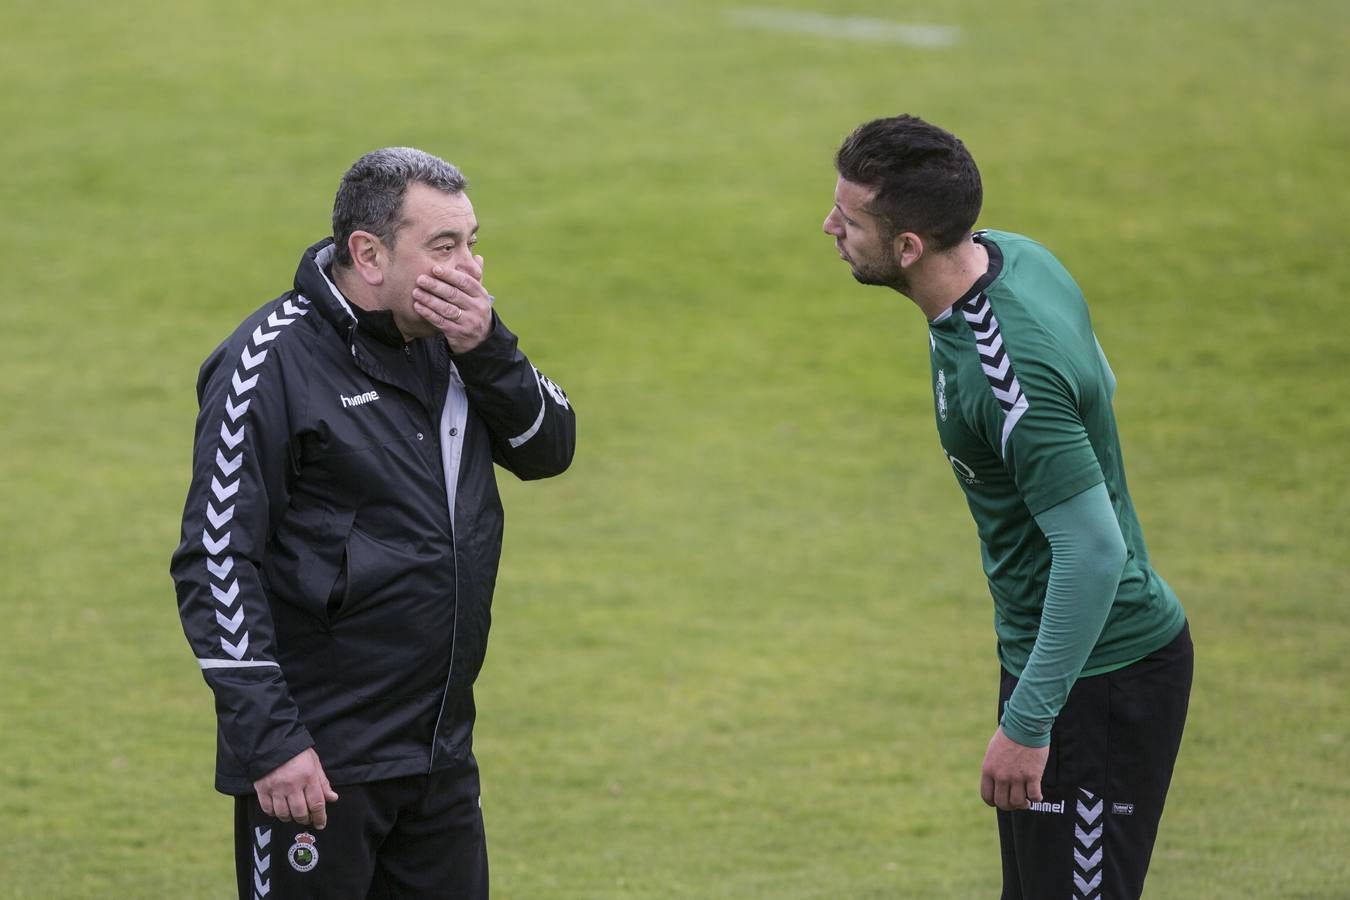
[823,209,841,236]
[454,247,482,280]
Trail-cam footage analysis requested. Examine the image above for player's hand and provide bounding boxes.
[411,255,493,354]
[253,748,340,830]
[980,726,1049,811]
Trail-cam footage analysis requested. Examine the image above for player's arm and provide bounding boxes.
[169,320,334,824]
[996,333,1125,741]
[982,482,1126,810]
[1000,482,1127,747]
[976,321,1118,808]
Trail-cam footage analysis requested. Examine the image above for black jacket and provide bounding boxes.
[170,239,575,794]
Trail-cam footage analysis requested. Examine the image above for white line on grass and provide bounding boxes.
[725,7,960,47]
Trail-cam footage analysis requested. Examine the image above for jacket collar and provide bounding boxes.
[295,238,410,347]
[295,238,359,340]
[293,237,448,407]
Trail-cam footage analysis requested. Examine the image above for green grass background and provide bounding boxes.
[2,0,1347,896]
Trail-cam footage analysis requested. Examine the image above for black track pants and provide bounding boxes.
[234,756,488,899]
[998,622,1193,900]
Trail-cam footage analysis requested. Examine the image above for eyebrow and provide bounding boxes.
[834,202,860,224]
[426,224,479,245]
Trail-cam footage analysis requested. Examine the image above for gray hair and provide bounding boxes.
[331,147,467,267]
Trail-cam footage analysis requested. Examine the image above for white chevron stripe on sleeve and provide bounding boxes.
[216,606,246,634]
[216,449,243,476]
[977,331,1004,357]
[232,370,260,395]
[962,292,1028,460]
[210,579,240,605]
[222,633,250,659]
[225,396,251,421]
[211,477,240,502]
[251,325,280,345]
[206,502,234,529]
[992,381,1022,406]
[206,556,234,580]
[240,346,269,370]
[196,295,311,669]
[202,530,231,555]
[970,317,997,341]
[981,353,1012,382]
[220,422,245,449]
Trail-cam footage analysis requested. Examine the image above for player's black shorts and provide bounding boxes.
[234,755,487,900]
[997,621,1193,900]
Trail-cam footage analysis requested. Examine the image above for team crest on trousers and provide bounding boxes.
[288,832,319,872]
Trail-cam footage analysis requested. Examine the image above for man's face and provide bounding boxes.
[379,182,480,338]
[822,176,907,292]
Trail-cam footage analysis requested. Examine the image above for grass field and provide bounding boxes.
[2,0,1348,896]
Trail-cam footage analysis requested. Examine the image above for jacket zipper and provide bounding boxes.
[427,508,458,773]
[426,355,460,773]
[351,336,461,772]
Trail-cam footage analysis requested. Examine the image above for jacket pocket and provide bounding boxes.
[267,505,356,625]
[326,524,455,697]
[332,525,447,621]
[325,548,350,623]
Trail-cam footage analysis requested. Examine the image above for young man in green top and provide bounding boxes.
[823,115,1192,899]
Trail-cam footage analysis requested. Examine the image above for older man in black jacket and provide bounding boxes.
[171,147,575,899]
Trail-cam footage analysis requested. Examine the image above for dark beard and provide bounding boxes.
[850,255,909,294]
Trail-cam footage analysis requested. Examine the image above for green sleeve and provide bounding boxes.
[1000,482,1127,747]
[994,336,1104,516]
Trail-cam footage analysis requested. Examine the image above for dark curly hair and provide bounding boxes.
[834,115,982,251]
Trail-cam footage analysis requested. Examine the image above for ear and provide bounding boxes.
[347,231,386,286]
[894,231,925,269]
